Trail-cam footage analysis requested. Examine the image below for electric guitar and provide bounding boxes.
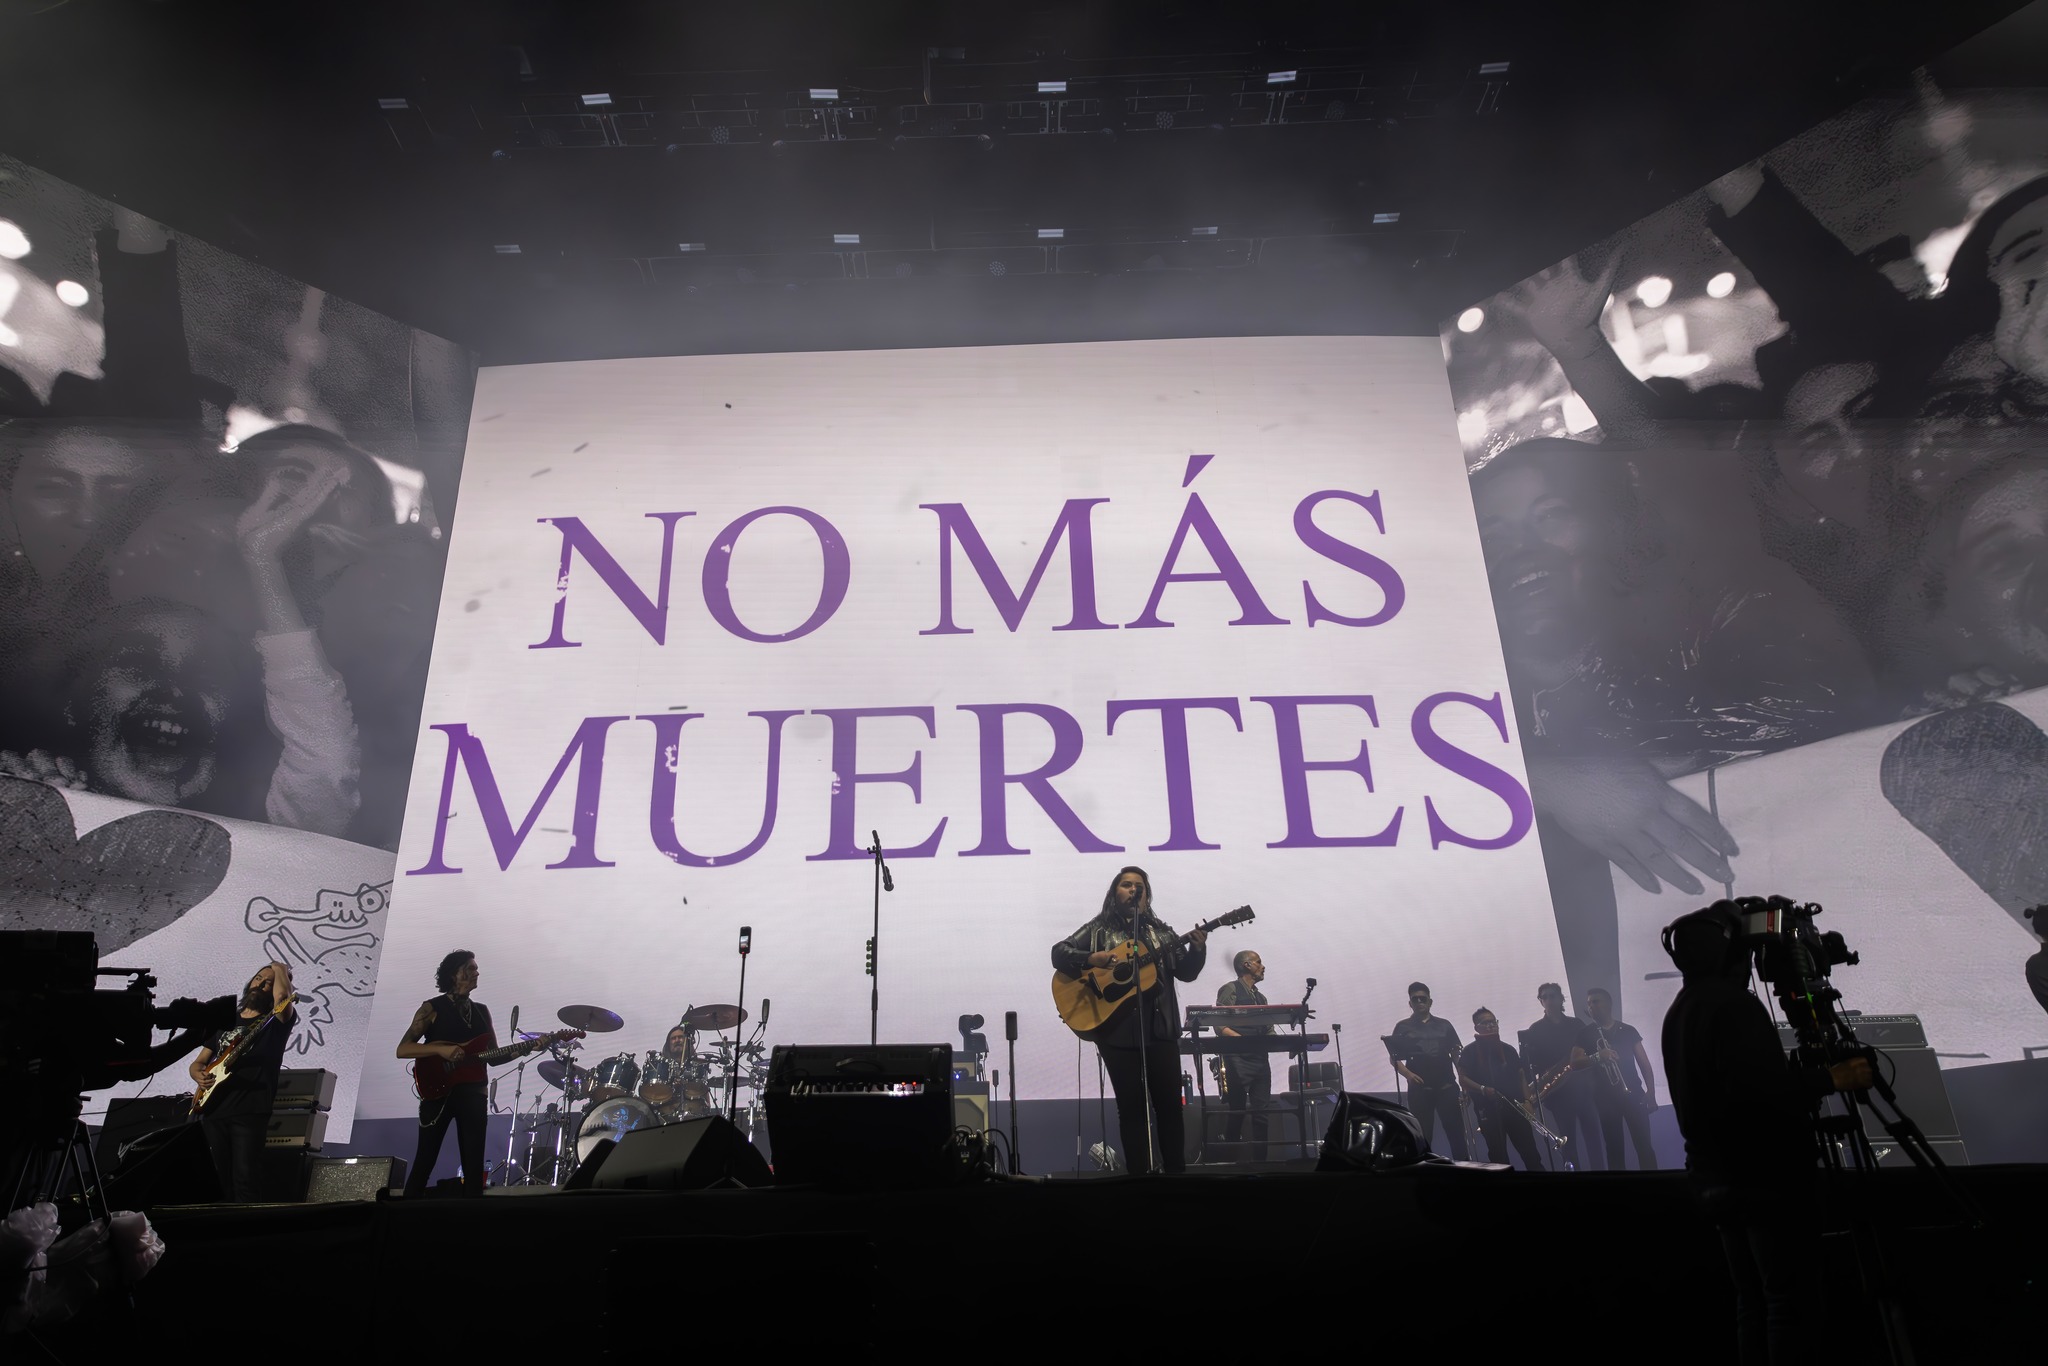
[1051,906,1254,1038]
[190,993,299,1114]
[411,1028,584,1101]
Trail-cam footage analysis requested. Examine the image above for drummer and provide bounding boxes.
[660,1023,695,1063]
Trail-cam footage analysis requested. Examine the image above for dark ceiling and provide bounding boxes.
[1,0,2042,364]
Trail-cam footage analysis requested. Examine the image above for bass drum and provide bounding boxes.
[577,1095,660,1163]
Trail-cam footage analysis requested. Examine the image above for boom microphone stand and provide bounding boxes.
[728,926,751,1121]
[867,830,893,1046]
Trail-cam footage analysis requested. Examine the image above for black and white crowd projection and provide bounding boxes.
[0,153,475,1133]
[358,337,1561,1117]
[1440,83,2048,1067]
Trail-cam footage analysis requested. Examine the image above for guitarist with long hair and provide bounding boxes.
[187,960,297,1201]
[396,949,501,1197]
[1050,867,1207,1174]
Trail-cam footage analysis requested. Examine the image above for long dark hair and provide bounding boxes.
[1099,865,1152,919]
[1938,175,2048,344]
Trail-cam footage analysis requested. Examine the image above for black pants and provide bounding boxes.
[1475,1102,1546,1170]
[1099,1040,1185,1174]
[1219,1057,1270,1161]
[1406,1083,1468,1161]
[1597,1095,1660,1170]
[1541,1078,1607,1170]
[1716,1219,1824,1362]
[200,1107,268,1202]
[406,1084,488,1196]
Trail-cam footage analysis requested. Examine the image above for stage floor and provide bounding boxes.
[37,1164,2043,1361]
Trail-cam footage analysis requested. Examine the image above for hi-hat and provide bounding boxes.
[681,1003,746,1031]
[558,1004,624,1033]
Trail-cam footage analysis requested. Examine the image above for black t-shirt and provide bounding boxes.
[1458,1036,1524,1098]
[1519,1013,1582,1077]
[1577,1020,1646,1092]
[1390,1015,1461,1089]
[1662,981,1827,1183]
[203,1006,297,1117]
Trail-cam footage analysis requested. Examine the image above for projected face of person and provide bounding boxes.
[1472,458,1612,675]
[1936,463,2048,677]
[8,427,160,582]
[1988,198,2048,386]
[1779,362,1883,528]
[61,603,252,807]
[249,439,390,570]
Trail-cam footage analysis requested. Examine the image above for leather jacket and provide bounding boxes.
[1051,910,1207,1047]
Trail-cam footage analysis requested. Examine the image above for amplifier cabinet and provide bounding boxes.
[307,1156,407,1202]
[764,1044,955,1186]
[274,1068,337,1112]
[264,1110,328,1149]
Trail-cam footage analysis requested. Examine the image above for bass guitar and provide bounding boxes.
[1051,906,1254,1038]
[412,1028,585,1101]
[190,992,300,1114]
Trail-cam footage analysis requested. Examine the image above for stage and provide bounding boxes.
[35,1163,2044,1361]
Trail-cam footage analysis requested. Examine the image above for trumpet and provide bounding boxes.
[1471,1084,1568,1149]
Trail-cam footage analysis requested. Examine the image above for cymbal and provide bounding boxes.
[681,1003,746,1031]
[558,1004,624,1033]
[537,1059,587,1090]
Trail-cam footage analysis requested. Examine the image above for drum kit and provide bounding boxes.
[488,1001,773,1187]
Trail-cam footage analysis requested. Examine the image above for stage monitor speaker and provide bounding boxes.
[307,1156,407,1202]
[585,1116,771,1190]
[764,1043,954,1186]
[564,1137,616,1189]
[102,1119,221,1207]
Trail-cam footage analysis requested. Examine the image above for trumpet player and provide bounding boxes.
[1571,987,1659,1171]
[1458,1007,1547,1169]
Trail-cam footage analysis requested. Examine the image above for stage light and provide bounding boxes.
[677,243,707,253]
[1478,61,1511,75]
[1036,227,1064,240]
[1192,226,1219,236]
[493,244,523,255]
[809,88,839,101]
[377,97,409,111]
[580,93,613,107]
[1456,306,1484,333]
[1267,70,1298,85]
[1373,212,1401,225]
[1038,80,1067,93]
[0,220,29,259]
[1635,275,1673,308]
[55,280,88,307]
[1706,271,1736,298]
[832,233,861,245]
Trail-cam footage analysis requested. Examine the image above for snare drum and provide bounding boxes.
[638,1051,675,1105]
[587,1052,639,1102]
[577,1096,658,1163]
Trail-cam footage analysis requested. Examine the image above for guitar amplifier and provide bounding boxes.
[307,1156,407,1202]
[274,1068,336,1111]
[1776,1015,1928,1049]
[264,1110,328,1150]
[764,1044,954,1185]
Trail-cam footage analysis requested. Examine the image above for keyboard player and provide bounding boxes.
[1214,950,1272,1161]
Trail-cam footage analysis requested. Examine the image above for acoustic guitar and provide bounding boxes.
[190,993,300,1114]
[1051,906,1254,1038]
[412,1028,585,1101]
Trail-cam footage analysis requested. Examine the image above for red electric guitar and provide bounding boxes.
[412,1028,584,1101]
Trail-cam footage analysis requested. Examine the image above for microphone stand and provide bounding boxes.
[1131,905,1159,1174]
[1005,1011,1020,1174]
[868,830,893,1046]
[728,930,750,1122]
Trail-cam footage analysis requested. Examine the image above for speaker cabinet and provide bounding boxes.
[586,1115,771,1190]
[95,1096,196,1174]
[764,1044,954,1186]
[307,1155,407,1202]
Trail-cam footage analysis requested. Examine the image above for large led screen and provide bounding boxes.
[358,335,1563,1116]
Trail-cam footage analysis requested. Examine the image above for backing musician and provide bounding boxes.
[396,949,495,1197]
[1456,1007,1545,1170]
[1050,866,1207,1175]
[1521,982,1606,1169]
[1214,950,1272,1162]
[188,961,297,1202]
[1389,982,1468,1161]
[1572,987,1659,1170]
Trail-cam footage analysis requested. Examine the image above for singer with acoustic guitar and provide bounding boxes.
[397,949,569,1197]
[1050,867,1208,1175]
[188,961,298,1202]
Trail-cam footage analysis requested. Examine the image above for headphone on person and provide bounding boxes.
[1661,900,1747,978]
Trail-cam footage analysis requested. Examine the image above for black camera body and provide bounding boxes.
[1729,896,1863,1061]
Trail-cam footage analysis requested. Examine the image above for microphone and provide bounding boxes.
[1005,1010,1018,1042]
[509,1004,519,1038]
[872,830,894,892]
[738,925,752,956]
[1303,978,1318,1005]
[489,1079,498,1109]
[760,998,771,1029]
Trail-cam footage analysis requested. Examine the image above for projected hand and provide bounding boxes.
[1900,665,2027,719]
[1525,753,1739,896]
[237,465,348,566]
[0,748,91,791]
[1494,253,1623,357]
